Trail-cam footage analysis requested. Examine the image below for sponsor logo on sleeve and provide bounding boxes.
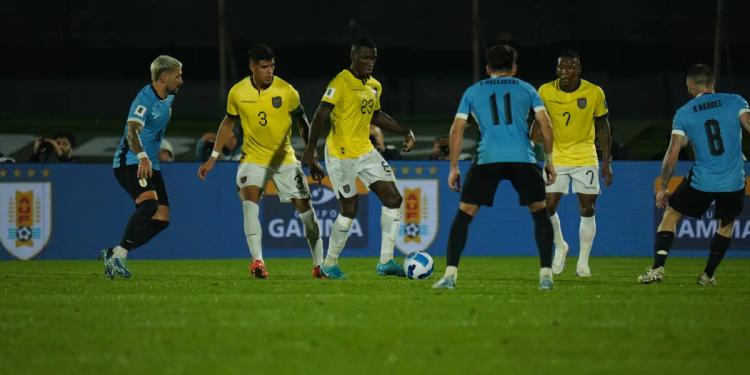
[134,105,147,117]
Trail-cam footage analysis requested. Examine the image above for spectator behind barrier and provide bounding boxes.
[30,131,81,162]
[196,122,243,161]
[160,139,175,162]
[430,135,471,161]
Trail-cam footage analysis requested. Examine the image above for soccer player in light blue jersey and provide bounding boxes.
[639,64,750,286]
[432,45,558,290]
[99,55,183,279]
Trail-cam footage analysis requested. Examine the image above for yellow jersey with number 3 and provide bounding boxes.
[321,69,382,159]
[226,76,302,167]
[538,79,608,166]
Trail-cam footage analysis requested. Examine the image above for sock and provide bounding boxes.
[131,219,170,249]
[379,207,401,264]
[324,215,353,267]
[532,209,554,268]
[549,212,566,248]
[443,265,458,280]
[242,201,263,261]
[112,246,128,260]
[299,209,324,266]
[704,234,731,278]
[578,215,596,267]
[653,231,675,269]
[446,210,473,267]
[119,199,158,250]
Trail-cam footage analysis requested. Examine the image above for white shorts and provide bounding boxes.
[544,165,600,195]
[324,147,396,198]
[236,162,311,202]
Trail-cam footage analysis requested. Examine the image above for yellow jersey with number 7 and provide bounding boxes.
[538,79,608,166]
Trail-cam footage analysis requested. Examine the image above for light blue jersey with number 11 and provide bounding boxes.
[455,76,546,164]
[672,93,749,192]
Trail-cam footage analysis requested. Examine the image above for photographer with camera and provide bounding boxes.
[30,131,81,163]
[195,123,242,162]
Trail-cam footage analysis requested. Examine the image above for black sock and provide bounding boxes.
[131,220,170,249]
[446,210,473,267]
[531,209,553,268]
[119,200,158,250]
[653,231,675,268]
[704,234,731,278]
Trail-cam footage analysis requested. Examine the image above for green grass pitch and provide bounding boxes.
[1,256,749,374]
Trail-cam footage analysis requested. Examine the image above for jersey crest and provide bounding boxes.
[577,98,587,109]
[272,96,282,108]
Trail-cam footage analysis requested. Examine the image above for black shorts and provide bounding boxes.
[461,162,546,207]
[113,165,170,206]
[669,178,743,220]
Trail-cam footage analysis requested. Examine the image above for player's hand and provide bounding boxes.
[601,162,613,187]
[448,168,461,192]
[544,162,557,186]
[302,150,325,182]
[656,188,670,209]
[137,157,153,180]
[197,159,215,181]
[402,130,416,152]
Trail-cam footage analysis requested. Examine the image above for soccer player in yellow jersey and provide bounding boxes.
[302,36,416,279]
[197,44,326,279]
[536,51,612,277]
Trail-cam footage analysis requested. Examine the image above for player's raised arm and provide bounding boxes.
[301,104,331,181]
[595,115,613,186]
[533,109,556,185]
[447,116,469,192]
[371,110,415,152]
[126,121,152,180]
[656,133,685,208]
[197,114,237,181]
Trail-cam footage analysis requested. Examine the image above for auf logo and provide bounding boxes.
[310,186,336,205]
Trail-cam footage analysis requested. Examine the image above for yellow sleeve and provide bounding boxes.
[321,77,342,106]
[373,81,382,111]
[226,87,238,116]
[594,86,608,117]
[288,86,301,113]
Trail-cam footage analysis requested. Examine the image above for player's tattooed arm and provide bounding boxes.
[656,133,684,208]
[595,115,613,186]
[371,110,415,151]
[126,121,145,154]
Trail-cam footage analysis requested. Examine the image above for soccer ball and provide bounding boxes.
[16,226,33,241]
[403,251,434,279]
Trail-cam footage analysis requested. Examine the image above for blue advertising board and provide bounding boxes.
[1,161,748,260]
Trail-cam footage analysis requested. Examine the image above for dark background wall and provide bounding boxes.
[2,0,750,119]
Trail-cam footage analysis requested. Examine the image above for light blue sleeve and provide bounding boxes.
[127,94,151,126]
[455,88,472,120]
[671,111,686,136]
[525,83,545,112]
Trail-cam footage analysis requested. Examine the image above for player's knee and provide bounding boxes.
[137,199,159,220]
[528,200,547,213]
[717,218,735,237]
[153,219,170,233]
[657,207,682,233]
[579,206,595,217]
[383,194,402,209]
[340,207,357,218]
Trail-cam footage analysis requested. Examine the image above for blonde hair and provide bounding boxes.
[150,55,182,81]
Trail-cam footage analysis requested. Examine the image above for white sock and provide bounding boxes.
[540,267,553,278]
[444,265,458,280]
[242,200,263,261]
[379,207,401,264]
[299,209,324,266]
[112,246,128,259]
[550,212,566,248]
[324,215,353,267]
[578,215,596,267]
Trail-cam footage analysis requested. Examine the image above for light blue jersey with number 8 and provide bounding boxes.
[672,92,749,192]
